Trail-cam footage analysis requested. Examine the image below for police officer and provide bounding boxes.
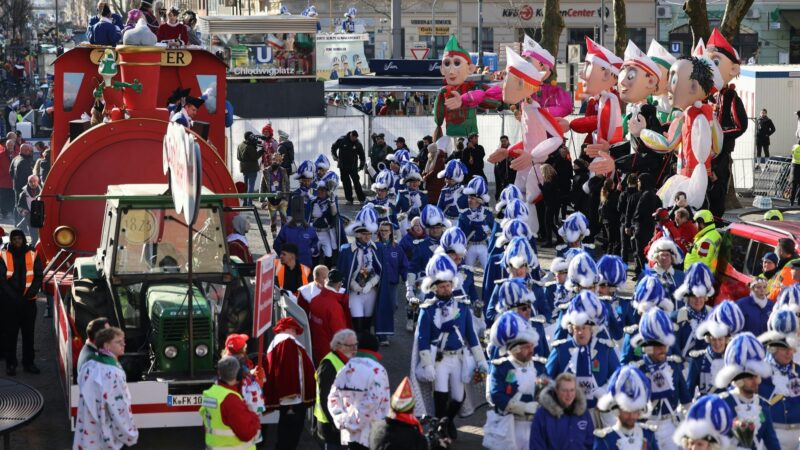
[406,205,449,331]
[459,176,495,270]
[436,159,468,222]
[683,210,721,272]
[594,366,658,450]
[672,262,716,361]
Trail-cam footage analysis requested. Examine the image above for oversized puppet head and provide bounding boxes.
[580,37,623,97]
[705,28,740,85]
[522,35,555,80]
[440,35,475,86]
[647,40,677,98]
[618,40,660,104]
[668,56,723,110]
[502,47,545,104]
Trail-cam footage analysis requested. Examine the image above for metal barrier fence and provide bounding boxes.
[752,156,792,200]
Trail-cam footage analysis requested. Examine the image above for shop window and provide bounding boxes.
[568,28,595,61]
[472,27,494,53]
[627,28,647,53]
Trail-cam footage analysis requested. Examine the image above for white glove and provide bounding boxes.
[311,206,323,219]
[505,397,528,416]
[349,278,362,294]
[406,273,417,294]
[523,402,538,415]
[471,345,489,374]
[418,350,436,383]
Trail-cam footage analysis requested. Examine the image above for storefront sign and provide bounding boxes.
[502,5,609,20]
[418,26,451,36]
[211,32,316,79]
[410,19,453,25]
[316,33,370,80]
[369,59,441,76]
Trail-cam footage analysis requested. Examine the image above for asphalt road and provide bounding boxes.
[4,198,636,449]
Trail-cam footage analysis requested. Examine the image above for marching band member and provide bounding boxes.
[545,256,570,323]
[736,277,773,337]
[671,394,734,450]
[434,227,482,335]
[595,365,658,450]
[436,159,468,222]
[620,275,674,364]
[396,162,428,235]
[645,238,686,305]
[482,218,536,309]
[489,276,549,373]
[673,262,716,361]
[459,176,494,271]
[311,171,341,267]
[366,169,400,230]
[405,205,450,331]
[687,300,744,397]
[556,212,594,258]
[596,255,627,341]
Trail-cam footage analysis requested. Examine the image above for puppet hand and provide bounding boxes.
[557,118,570,133]
[585,138,609,158]
[629,114,646,137]
[588,150,615,176]
[444,93,463,110]
[487,147,508,164]
[510,151,533,171]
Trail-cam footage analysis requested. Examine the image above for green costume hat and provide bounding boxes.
[443,35,470,61]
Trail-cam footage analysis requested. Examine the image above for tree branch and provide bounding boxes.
[720,0,755,43]
[683,0,710,47]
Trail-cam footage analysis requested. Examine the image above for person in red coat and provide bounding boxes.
[297,265,327,316]
[324,268,352,329]
[202,356,260,446]
[156,6,188,46]
[308,270,350,364]
[264,317,315,450]
[646,207,698,256]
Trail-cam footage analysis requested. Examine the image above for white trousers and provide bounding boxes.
[776,427,800,450]
[652,419,679,450]
[513,419,532,450]
[349,290,377,318]
[465,243,488,270]
[434,353,465,401]
[316,228,336,257]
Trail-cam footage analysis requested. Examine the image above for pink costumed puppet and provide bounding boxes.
[521,35,573,119]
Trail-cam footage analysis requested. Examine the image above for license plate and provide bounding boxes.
[167,394,203,407]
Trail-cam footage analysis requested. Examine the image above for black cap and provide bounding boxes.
[395,136,405,143]
[185,96,205,108]
[280,242,299,256]
[328,269,343,283]
[350,130,359,137]
[9,229,25,240]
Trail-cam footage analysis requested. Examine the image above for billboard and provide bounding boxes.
[208,33,316,79]
[316,33,370,81]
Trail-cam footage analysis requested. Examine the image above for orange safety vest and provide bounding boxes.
[2,249,37,295]
[274,261,310,290]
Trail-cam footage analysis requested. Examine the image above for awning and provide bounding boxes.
[197,15,318,35]
[781,10,800,31]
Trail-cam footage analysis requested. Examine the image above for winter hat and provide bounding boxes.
[672,394,733,447]
[435,227,467,257]
[558,212,590,244]
[390,377,416,413]
[500,199,530,227]
[496,184,522,213]
[401,162,423,183]
[776,284,800,314]
[345,204,379,235]
[561,290,604,328]
[314,154,331,171]
[585,36,623,76]
[420,204,450,229]
[495,219,532,249]
[714,332,772,389]
[565,251,600,291]
[633,275,673,314]
[597,365,652,413]
[762,252,779,265]
[495,279,536,313]
[371,169,394,192]
[759,308,800,349]
[225,333,249,354]
[274,317,304,335]
[522,34,555,69]
[502,236,537,270]
[315,171,339,191]
[550,257,568,274]
[597,255,627,287]
[292,160,315,180]
[387,149,411,165]
[420,253,461,293]
[437,159,467,183]
[695,300,745,339]
[646,238,683,265]
[491,310,539,355]
[633,307,676,348]
[462,176,490,203]
[674,262,716,300]
[9,228,26,242]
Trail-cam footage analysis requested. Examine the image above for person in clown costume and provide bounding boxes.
[432,34,502,147]
[521,35,572,119]
[706,28,748,218]
[546,290,621,428]
[688,301,745,397]
[366,169,400,230]
[436,159,468,222]
[757,308,800,449]
[555,211,594,258]
[620,275,674,364]
[671,394,734,450]
[485,310,541,450]
[311,171,342,267]
[594,365,659,450]
[458,176,494,270]
[631,307,692,450]
[646,40,680,126]
[639,45,724,210]
[410,253,487,439]
[482,218,538,311]
[715,332,780,450]
[552,251,602,342]
[596,255,627,341]
[644,238,686,304]
[673,263,716,363]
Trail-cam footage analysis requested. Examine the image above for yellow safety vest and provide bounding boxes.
[313,352,345,424]
[793,144,800,165]
[1,249,36,295]
[198,384,256,450]
[684,225,722,273]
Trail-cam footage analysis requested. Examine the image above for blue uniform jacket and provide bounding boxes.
[686,347,726,398]
[593,427,659,450]
[417,298,479,352]
[481,248,541,314]
[555,243,595,259]
[436,184,467,219]
[489,357,536,413]
[736,295,774,337]
[671,306,711,360]
[484,274,545,325]
[396,189,428,215]
[87,13,123,42]
[409,236,439,278]
[546,336,621,409]
[551,302,614,342]
[599,295,623,341]
[310,197,338,229]
[91,20,121,46]
[377,241,409,285]
[366,196,399,229]
[273,223,318,268]
[635,355,692,417]
[759,357,800,425]
[399,232,418,260]
[544,281,569,323]
[643,267,685,303]
[457,206,495,243]
[721,392,781,450]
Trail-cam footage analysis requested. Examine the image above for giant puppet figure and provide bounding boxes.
[646,40,680,125]
[636,48,724,209]
[569,37,624,149]
[433,35,502,148]
[521,35,573,118]
[706,28,748,217]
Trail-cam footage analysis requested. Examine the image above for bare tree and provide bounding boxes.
[0,0,33,41]
[540,0,564,81]
[720,0,755,42]
[348,0,429,21]
[612,0,626,56]
[683,0,710,47]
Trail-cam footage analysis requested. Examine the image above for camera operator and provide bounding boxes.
[237,131,265,206]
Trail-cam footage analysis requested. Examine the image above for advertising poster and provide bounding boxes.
[209,32,316,79]
[315,33,370,81]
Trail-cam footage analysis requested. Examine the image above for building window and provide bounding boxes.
[567,28,595,61]
[472,27,494,53]
[627,28,647,52]
[517,28,542,42]
[429,35,450,59]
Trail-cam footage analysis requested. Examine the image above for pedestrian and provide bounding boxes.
[757,308,800,449]
[792,141,800,206]
[422,141,446,205]
[76,317,110,372]
[672,394,734,450]
[0,138,13,217]
[73,327,139,450]
[264,317,316,450]
[735,277,773,336]
[261,152,289,237]
[274,243,311,296]
[755,108,775,167]
[331,130,366,204]
[369,377,427,450]
[32,146,50,184]
[458,176,494,270]
[198,356,260,450]
[274,196,319,269]
[683,210,721,272]
[436,159,467,222]
[368,133,391,178]
[337,206,383,334]
[313,329,358,450]
[306,267,350,364]
[492,135,515,201]
[1,228,43,375]
[599,178,620,255]
[277,130,294,175]
[375,220,408,345]
[461,132,485,182]
[687,300,741,397]
[236,132,264,206]
[156,6,188,46]
[87,1,123,43]
[17,175,40,243]
[632,173,662,275]
[594,366,658,449]
[91,3,122,46]
[539,163,560,247]
[528,372,594,450]
[327,333,390,450]
[9,143,33,222]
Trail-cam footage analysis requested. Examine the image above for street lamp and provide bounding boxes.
[430,0,437,59]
